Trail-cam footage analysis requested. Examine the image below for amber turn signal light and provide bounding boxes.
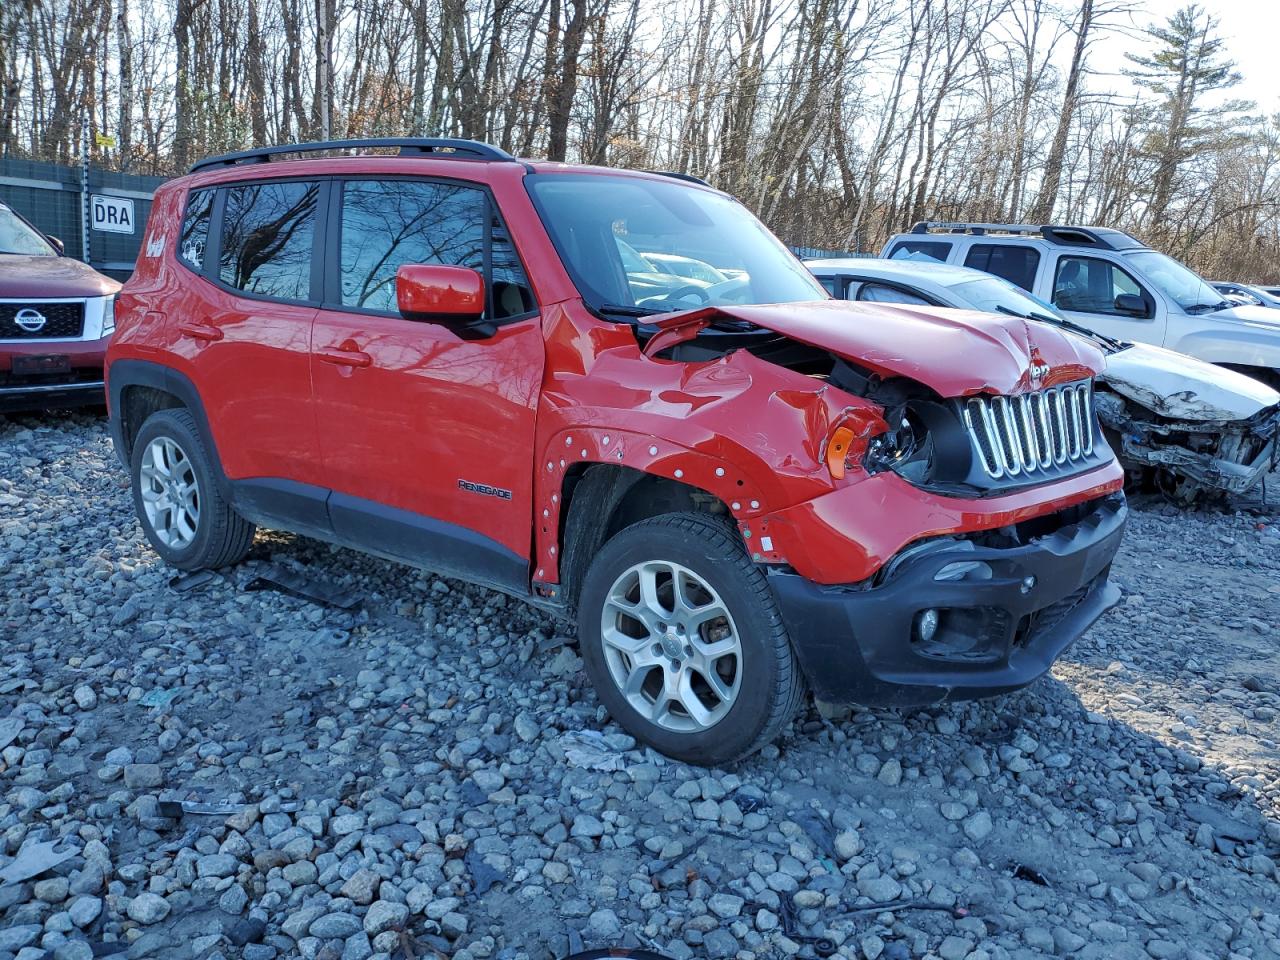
[826,426,856,480]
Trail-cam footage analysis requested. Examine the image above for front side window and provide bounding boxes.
[218,180,319,300]
[856,282,931,306]
[816,276,842,297]
[0,204,56,256]
[964,243,1040,291]
[527,174,824,315]
[1052,256,1145,316]
[339,179,533,319]
[180,189,214,271]
[887,240,952,263]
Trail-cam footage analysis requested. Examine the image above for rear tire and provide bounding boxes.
[577,511,804,766]
[130,408,255,570]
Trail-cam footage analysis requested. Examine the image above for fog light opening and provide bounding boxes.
[915,608,941,644]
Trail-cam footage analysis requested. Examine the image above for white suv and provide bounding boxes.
[882,223,1280,387]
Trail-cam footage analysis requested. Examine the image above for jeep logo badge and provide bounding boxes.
[14,308,47,333]
[1029,360,1050,383]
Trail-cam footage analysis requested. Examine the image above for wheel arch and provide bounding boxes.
[556,463,739,613]
[108,359,231,498]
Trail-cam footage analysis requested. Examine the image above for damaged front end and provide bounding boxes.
[1094,343,1280,501]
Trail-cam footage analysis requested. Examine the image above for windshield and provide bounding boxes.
[1126,250,1225,312]
[527,174,825,314]
[0,205,56,256]
[945,274,1064,319]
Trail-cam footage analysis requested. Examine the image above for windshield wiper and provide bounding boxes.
[1185,300,1233,314]
[596,303,670,318]
[993,303,1123,351]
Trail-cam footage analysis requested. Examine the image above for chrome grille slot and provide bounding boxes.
[963,380,1096,482]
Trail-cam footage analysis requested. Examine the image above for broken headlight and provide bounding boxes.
[864,401,973,486]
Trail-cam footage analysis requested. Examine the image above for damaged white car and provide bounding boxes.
[807,258,1280,501]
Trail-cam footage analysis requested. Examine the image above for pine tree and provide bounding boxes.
[1124,4,1254,231]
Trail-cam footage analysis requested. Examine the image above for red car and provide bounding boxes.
[107,138,1127,765]
[1,201,120,411]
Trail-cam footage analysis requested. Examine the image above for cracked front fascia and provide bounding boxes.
[1102,342,1280,421]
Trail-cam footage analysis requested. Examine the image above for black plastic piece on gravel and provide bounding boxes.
[241,562,362,610]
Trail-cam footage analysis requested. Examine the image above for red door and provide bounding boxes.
[171,180,323,487]
[310,177,544,586]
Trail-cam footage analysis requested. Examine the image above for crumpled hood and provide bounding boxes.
[648,300,1104,396]
[0,254,119,299]
[1103,341,1280,421]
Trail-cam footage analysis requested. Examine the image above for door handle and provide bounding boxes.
[177,321,223,342]
[317,347,372,368]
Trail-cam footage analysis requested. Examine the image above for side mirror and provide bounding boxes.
[396,264,484,323]
[1114,293,1148,317]
[46,235,65,254]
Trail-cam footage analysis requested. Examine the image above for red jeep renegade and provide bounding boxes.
[107,138,1127,765]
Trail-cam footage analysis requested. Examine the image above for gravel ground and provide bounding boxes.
[2,410,1279,960]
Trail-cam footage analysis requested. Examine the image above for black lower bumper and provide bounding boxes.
[0,378,106,412]
[769,493,1127,707]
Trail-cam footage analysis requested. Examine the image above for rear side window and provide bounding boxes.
[816,276,841,296]
[339,179,533,319]
[218,180,319,301]
[887,240,951,263]
[179,189,214,271]
[1052,256,1145,316]
[856,282,931,306]
[964,244,1040,291]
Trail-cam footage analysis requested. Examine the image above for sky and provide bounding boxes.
[1091,0,1280,115]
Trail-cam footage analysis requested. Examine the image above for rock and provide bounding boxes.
[126,892,171,925]
[937,935,973,960]
[587,908,622,938]
[704,929,739,959]
[0,926,41,952]
[219,882,249,915]
[197,853,240,878]
[123,763,163,790]
[877,758,902,786]
[340,869,380,905]
[227,917,267,946]
[68,896,103,927]
[709,892,744,918]
[310,913,364,939]
[73,685,97,709]
[962,811,993,842]
[34,876,70,901]
[363,900,409,936]
[857,874,902,902]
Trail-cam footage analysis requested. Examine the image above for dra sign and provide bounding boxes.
[90,194,135,234]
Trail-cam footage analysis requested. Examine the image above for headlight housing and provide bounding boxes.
[101,294,117,335]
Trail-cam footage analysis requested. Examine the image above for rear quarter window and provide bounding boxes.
[887,240,952,263]
[964,244,1040,291]
[179,189,214,271]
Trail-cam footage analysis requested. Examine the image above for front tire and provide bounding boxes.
[130,408,255,570]
[577,512,804,766]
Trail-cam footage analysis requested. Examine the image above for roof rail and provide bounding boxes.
[909,221,1040,236]
[643,170,712,187]
[908,220,1146,251]
[189,138,517,174]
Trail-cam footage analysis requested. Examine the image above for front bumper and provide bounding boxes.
[0,336,109,411]
[769,493,1127,707]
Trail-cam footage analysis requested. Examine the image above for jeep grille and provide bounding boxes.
[962,380,1094,480]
